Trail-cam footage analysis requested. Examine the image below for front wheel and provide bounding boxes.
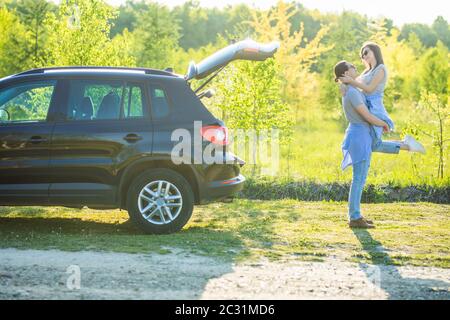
[126,169,194,234]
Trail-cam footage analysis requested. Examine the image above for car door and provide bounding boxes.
[0,78,59,205]
[49,77,153,207]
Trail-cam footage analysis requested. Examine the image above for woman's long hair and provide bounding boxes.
[360,41,384,74]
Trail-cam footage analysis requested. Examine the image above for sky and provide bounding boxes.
[101,0,449,26]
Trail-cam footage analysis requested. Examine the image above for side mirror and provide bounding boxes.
[0,109,9,122]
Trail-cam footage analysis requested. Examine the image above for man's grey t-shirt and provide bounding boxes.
[342,85,367,124]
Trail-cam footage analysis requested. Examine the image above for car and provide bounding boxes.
[0,39,279,234]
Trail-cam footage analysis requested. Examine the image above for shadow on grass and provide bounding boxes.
[0,215,244,261]
[352,229,450,300]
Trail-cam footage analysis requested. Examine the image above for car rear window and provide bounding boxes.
[149,85,170,120]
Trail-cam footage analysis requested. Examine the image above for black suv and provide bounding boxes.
[0,40,278,234]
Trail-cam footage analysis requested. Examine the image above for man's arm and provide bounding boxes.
[355,104,388,128]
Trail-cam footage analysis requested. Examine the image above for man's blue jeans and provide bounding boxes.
[348,155,371,221]
[348,141,401,221]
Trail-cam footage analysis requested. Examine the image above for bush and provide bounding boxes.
[238,177,450,204]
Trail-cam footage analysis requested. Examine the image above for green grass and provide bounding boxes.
[237,106,450,187]
[0,199,449,268]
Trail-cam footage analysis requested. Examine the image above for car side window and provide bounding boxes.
[149,85,170,120]
[66,80,145,121]
[0,80,56,124]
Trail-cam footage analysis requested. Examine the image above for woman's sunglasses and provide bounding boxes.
[361,49,370,58]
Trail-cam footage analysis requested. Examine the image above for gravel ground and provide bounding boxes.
[0,248,449,300]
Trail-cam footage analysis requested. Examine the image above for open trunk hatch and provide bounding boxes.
[185,39,279,81]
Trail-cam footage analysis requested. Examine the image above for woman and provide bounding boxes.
[339,42,425,154]
[334,60,425,228]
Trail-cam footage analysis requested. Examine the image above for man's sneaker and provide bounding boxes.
[404,135,426,154]
[349,218,375,229]
[361,216,374,224]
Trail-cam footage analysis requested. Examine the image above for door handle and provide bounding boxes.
[29,136,48,144]
[123,133,142,143]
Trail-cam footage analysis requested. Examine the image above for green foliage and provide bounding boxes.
[4,85,53,121]
[400,22,439,48]
[110,0,148,37]
[172,0,253,50]
[400,16,450,49]
[318,11,369,112]
[240,176,450,203]
[205,58,293,175]
[432,16,450,48]
[0,0,448,186]
[418,42,449,101]
[210,58,292,136]
[406,91,449,179]
[129,2,180,69]
[44,0,134,66]
[14,0,53,67]
[0,8,31,76]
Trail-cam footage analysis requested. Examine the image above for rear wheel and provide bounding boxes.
[127,169,194,234]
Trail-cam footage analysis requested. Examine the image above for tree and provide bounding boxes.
[172,0,216,49]
[432,16,450,49]
[289,3,322,43]
[317,10,370,124]
[14,0,53,67]
[110,0,148,37]
[249,0,332,175]
[249,0,331,118]
[400,23,438,48]
[418,41,449,103]
[208,58,293,176]
[406,32,425,56]
[408,91,449,179]
[0,8,31,76]
[371,28,421,105]
[130,2,180,69]
[44,0,134,66]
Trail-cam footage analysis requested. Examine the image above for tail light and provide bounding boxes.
[200,125,229,145]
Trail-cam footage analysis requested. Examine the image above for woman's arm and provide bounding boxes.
[354,103,388,129]
[340,68,385,94]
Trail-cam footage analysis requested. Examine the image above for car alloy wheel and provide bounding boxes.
[137,180,183,225]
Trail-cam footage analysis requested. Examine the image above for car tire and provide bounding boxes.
[126,168,194,234]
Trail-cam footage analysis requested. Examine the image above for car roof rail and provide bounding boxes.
[14,66,175,77]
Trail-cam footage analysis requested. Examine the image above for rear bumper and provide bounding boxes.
[200,174,245,204]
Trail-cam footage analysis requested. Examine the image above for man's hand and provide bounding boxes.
[382,123,390,133]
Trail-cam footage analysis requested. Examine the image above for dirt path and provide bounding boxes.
[0,248,449,300]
